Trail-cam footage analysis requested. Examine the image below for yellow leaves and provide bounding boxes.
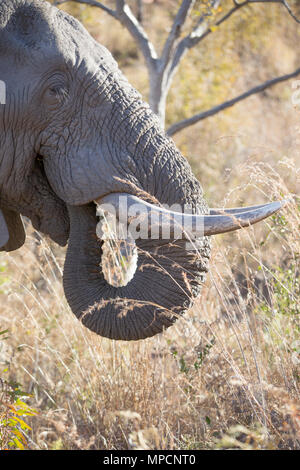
[12,437,25,450]
[10,416,32,431]
[1,381,38,450]
[13,398,38,417]
[10,428,26,448]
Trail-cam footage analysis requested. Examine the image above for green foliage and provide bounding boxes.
[0,330,38,450]
[195,338,215,369]
[171,337,215,374]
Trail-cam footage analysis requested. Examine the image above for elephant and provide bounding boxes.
[0,0,285,341]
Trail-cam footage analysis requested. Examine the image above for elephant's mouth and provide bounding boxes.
[32,155,70,246]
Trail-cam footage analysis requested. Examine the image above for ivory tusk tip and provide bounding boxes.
[210,198,291,216]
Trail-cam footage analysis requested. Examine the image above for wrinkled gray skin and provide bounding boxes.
[0,0,211,340]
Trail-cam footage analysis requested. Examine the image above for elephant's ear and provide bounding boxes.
[0,208,26,252]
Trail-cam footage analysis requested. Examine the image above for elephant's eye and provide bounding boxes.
[44,85,69,107]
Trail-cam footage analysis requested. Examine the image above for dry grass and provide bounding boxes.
[0,163,299,450]
[0,0,299,450]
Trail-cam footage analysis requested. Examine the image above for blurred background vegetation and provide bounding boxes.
[0,0,299,450]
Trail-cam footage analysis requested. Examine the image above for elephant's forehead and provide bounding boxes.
[0,0,117,74]
[1,0,55,39]
[56,10,118,72]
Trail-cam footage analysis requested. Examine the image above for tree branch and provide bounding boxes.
[168,0,300,84]
[167,66,300,136]
[115,0,158,72]
[159,0,195,72]
[167,0,243,85]
[281,0,300,23]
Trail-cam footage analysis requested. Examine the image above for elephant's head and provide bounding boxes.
[0,0,285,340]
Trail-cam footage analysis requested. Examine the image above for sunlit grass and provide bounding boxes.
[0,162,298,450]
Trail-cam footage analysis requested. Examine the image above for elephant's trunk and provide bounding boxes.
[62,119,213,340]
[63,202,210,340]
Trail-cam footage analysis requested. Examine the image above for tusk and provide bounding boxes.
[210,199,292,215]
[95,193,287,239]
[210,203,274,215]
[199,200,285,236]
